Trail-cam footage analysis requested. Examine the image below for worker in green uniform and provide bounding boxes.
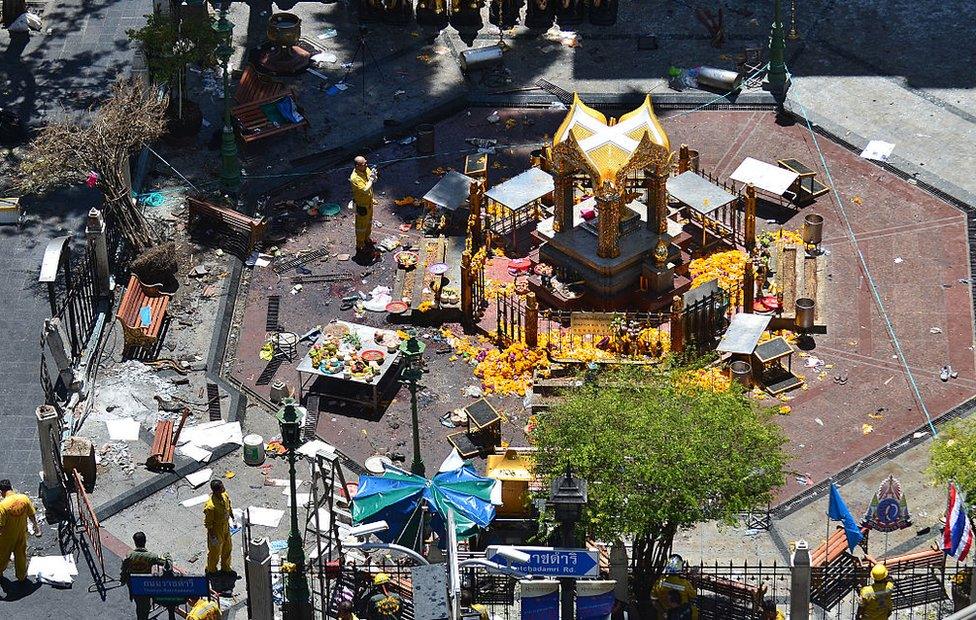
[120,532,165,620]
[858,564,895,620]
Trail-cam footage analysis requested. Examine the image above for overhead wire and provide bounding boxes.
[794,103,938,436]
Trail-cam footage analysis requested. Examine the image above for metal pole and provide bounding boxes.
[560,520,576,620]
[215,1,240,195]
[409,378,424,476]
[284,446,312,619]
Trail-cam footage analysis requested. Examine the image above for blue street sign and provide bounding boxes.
[486,546,599,578]
[130,575,210,599]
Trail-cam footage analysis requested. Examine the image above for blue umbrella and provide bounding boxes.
[352,463,497,544]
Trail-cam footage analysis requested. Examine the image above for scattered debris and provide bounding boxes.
[860,140,895,162]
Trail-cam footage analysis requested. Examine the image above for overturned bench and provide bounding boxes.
[187,196,267,256]
[147,408,191,472]
[864,546,947,610]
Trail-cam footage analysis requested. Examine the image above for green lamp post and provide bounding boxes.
[276,398,313,620]
[213,0,241,194]
[399,332,426,477]
[765,0,791,115]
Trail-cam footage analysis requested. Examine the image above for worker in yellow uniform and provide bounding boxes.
[187,595,221,620]
[761,599,784,620]
[350,155,377,259]
[857,564,895,620]
[0,479,41,584]
[203,479,234,575]
[652,555,698,620]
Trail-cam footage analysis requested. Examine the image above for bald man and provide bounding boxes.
[350,156,377,256]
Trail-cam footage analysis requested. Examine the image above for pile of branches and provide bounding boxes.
[17,78,167,252]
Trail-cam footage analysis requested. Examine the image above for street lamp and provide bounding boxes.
[212,0,241,195]
[275,398,313,620]
[399,331,427,477]
[549,465,588,620]
[765,0,791,117]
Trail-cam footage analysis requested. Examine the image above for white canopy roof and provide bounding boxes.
[730,157,800,197]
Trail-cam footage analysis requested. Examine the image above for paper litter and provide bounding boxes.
[246,251,273,268]
[28,555,78,586]
[860,140,895,162]
[311,51,338,64]
[247,507,285,528]
[185,468,214,488]
[181,494,210,508]
[179,444,213,463]
[105,417,141,441]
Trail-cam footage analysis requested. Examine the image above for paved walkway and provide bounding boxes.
[0,0,150,486]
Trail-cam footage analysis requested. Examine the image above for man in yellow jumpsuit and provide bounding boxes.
[350,155,377,257]
[857,564,894,620]
[203,479,234,574]
[187,595,221,619]
[0,479,41,584]
[652,555,698,620]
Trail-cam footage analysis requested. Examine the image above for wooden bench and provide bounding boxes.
[810,526,870,611]
[187,196,268,256]
[864,546,947,610]
[147,408,191,472]
[231,92,308,145]
[234,65,286,105]
[117,274,172,350]
[689,572,766,620]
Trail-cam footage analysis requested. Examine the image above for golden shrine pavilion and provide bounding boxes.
[536,94,686,309]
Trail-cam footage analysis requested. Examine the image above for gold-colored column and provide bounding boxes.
[655,161,669,235]
[670,295,685,354]
[596,192,621,259]
[678,144,690,174]
[524,292,538,348]
[552,166,573,233]
[744,183,757,252]
[461,250,473,325]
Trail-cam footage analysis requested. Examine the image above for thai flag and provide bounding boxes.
[944,482,974,561]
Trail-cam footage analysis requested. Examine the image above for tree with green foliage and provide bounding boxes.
[127,11,219,122]
[928,418,976,498]
[531,364,787,610]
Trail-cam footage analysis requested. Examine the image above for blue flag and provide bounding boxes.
[828,482,864,551]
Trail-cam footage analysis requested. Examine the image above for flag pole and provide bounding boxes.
[826,478,833,567]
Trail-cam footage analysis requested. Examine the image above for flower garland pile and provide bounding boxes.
[689,249,748,293]
[674,367,731,394]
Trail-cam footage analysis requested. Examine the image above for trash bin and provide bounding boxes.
[802,213,824,246]
[243,434,266,466]
[729,360,752,387]
[416,123,435,155]
[795,298,815,331]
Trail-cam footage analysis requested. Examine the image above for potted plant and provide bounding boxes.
[128,10,220,144]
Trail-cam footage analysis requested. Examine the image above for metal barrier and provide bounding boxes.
[71,469,108,587]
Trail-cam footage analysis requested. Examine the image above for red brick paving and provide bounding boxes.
[661,110,976,503]
[228,106,975,506]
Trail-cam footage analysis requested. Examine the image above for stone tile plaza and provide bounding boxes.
[2,0,976,619]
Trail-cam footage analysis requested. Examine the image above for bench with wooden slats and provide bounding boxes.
[231,93,309,145]
[187,196,268,255]
[234,65,286,104]
[863,547,947,610]
[117,274,172,350]
[147,408,191,472]
[689,571,766,619]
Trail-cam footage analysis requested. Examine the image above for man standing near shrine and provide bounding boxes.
[350,155,377,259]
[203,479,234,575]
[0,479,41,586]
